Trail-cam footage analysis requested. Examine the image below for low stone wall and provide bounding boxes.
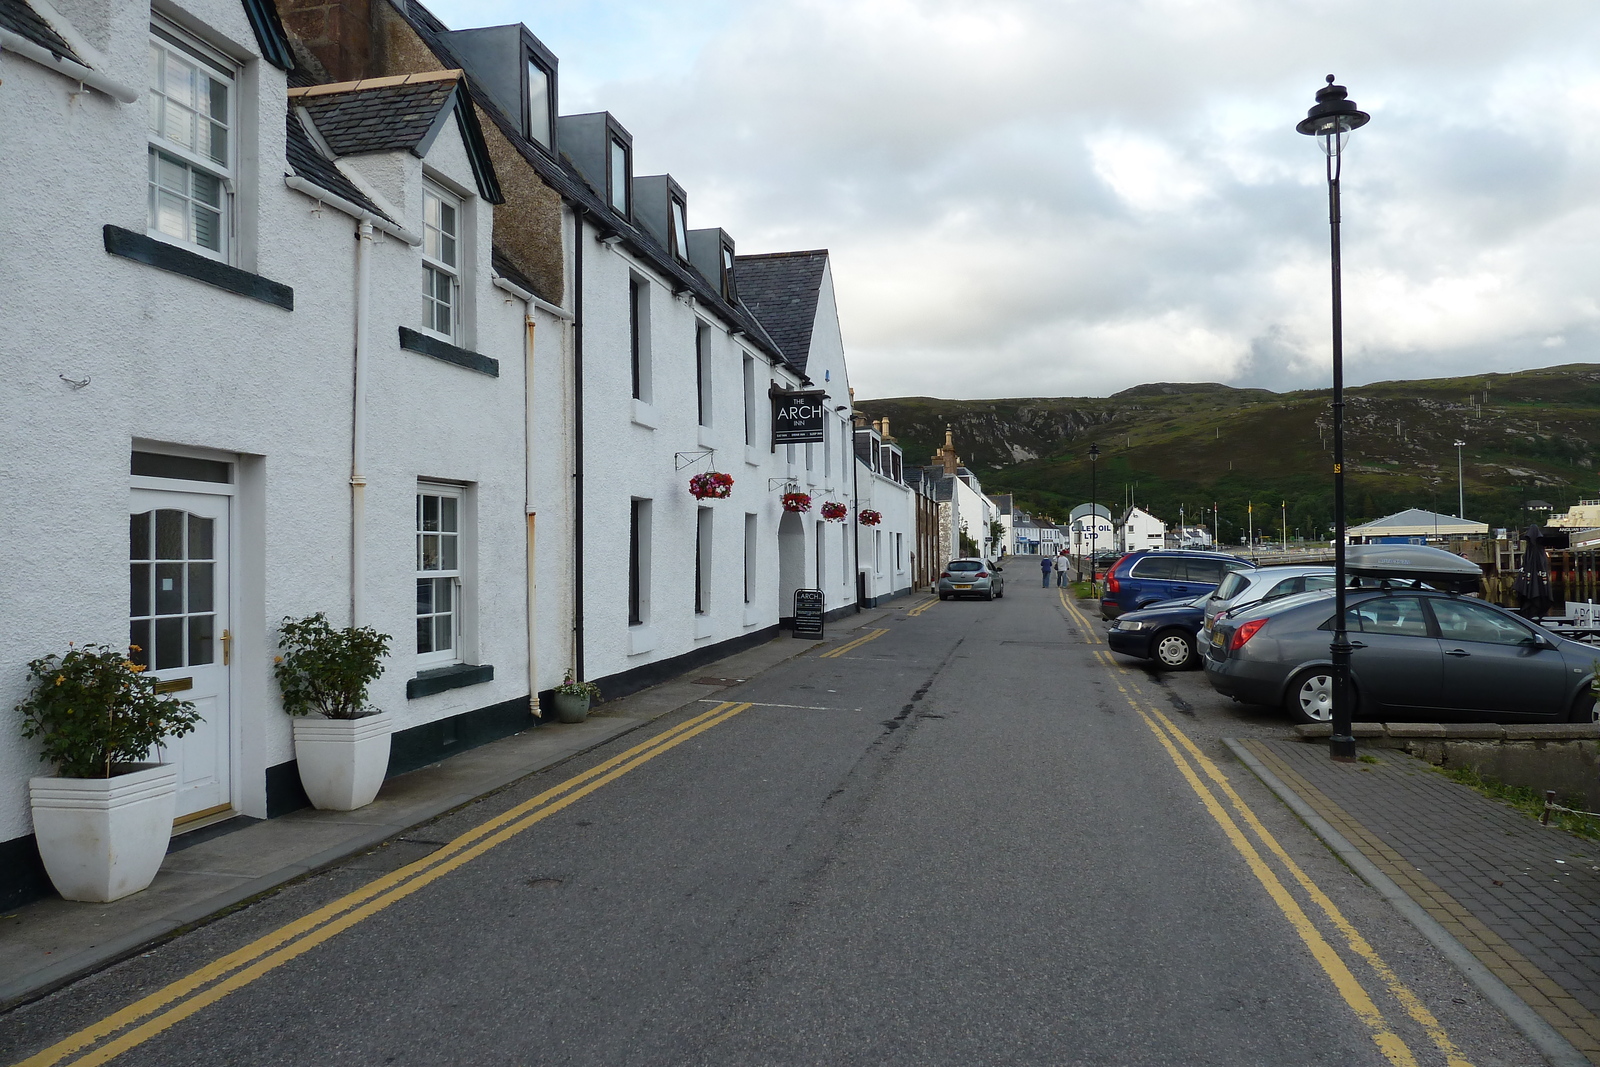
[1295,722,1600,809]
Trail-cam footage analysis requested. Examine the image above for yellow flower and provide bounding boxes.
[54,675,64,686]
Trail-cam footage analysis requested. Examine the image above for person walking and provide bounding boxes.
[1057,550,1071,587]
[1040,554,1054,588]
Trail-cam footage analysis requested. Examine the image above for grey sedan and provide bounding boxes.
[1204,588,1599,725]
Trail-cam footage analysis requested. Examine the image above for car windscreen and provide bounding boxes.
[947,561,983,571]
[1214,572,1251,600]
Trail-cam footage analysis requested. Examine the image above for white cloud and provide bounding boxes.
[431,0,1600,399]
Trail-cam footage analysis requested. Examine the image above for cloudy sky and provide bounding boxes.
[431,0,1600,401]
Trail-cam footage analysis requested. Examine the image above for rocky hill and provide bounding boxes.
[855,365,1600,539]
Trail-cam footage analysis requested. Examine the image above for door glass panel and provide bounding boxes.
[130,620,151,668]
[155,563,185,614]
[188,614,214,665]
[156,509,184,559]
[131,563,151,617]
[131,512,151,560]
[188,562,213,612]
[154,617,184,669]
[1354,597,1429,637]
[188,514,213,559]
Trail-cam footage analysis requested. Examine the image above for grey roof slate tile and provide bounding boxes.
[283,112,391,223]
[295,78,458,156]
[0,0,82,64]
[734,250,827,371]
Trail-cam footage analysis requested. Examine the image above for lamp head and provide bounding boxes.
[1296,75,1369,156]
[1088,443,1100,460]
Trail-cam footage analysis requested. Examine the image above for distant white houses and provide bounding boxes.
[1346,508,1488,544]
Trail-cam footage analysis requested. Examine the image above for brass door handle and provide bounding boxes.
[222,629,232,666]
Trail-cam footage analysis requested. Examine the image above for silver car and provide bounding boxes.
[1204,588,1599,725]
[1200,565,1336,645]
[937,558,1005,601]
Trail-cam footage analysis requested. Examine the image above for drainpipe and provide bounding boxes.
[350,219,373,625]
[572,210,586,681]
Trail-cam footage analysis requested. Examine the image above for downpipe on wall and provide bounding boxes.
[350,219,373,626]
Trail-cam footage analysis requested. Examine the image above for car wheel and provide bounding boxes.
[1569,690,1598,724]
[1153,630,1195,670]
[984,589,994,601]
[1285,669,1336,725]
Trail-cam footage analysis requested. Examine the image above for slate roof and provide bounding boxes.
[491,247,538,295]
[391,0,794,371]
[734,251,828,371]
[290,72,461,156]
[283,112,391,222]
[0,0,82,63]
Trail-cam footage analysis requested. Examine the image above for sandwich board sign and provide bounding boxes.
[772,389,827,446]
[792,588,825,638]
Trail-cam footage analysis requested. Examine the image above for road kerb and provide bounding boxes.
[1226,737,1594,1067]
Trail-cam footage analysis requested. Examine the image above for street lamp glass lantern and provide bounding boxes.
[1296,76,1370,156]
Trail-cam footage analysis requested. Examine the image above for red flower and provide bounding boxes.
[689,472,734,499]
[858,509,883,526]
[820,501,848,521]
[782,492,813,513]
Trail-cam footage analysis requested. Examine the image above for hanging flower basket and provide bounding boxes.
[689,471,734,500]
[781,492,813,513]
[820,501,848,522]
[858,509,883,527]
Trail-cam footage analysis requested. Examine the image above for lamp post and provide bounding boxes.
[1298,74,1369,763]
[1454,439,1466,518]
[1089,443,1100,589]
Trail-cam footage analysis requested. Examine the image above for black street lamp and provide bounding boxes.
[1089,442,1101,588]
[1298,75,1369,763]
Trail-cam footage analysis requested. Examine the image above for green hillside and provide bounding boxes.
[855,364,1600,543]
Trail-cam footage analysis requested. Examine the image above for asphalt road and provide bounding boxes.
[2,579,1549,1066]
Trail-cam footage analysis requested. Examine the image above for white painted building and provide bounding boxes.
[852,421,916,606]
[1069,504,1115,564]
[1118,507,1167,554]
[0,0,872,909]
[0,0,535,897]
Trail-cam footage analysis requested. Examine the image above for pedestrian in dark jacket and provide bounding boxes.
[1040,555,1053,587]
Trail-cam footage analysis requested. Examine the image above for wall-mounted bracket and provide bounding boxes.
[675,448,715,471]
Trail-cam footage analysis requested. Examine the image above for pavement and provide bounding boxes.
[1231,736,1600,1066]
[0,606,896,1011]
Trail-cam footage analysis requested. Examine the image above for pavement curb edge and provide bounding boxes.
[1223,737,1590,1067]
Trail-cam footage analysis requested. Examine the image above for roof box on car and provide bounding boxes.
[1345,544,1482,593]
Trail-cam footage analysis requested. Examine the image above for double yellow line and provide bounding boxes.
[1090,652,1471,1067]
[1058,587,1102,644]
[16,701,754,1067]
[905,596,939,617]
[819,627,889,659]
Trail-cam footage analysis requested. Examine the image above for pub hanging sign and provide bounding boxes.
[771,388,828,447]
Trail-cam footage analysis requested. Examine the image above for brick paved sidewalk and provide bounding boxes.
[1239,738,1600,1064]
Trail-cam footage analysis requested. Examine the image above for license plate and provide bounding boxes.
[954,584,972,590]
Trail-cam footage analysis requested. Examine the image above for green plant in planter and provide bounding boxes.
[554,672,602,702]
[275,614,392,719]
[16,643,201,778]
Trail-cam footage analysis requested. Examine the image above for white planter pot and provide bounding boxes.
[29,763,177,902]
[293,713,392,811]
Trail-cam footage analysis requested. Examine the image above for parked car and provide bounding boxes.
[1204,587,1599,725]
[1107,593,1211,670]
[1100,550,1254,620]
[937,558,1005,601]
[1199,565,1336,646]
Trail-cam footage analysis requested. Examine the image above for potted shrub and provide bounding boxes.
[551,672,601,724]
[275,613,392,812]
[16,643,201,902]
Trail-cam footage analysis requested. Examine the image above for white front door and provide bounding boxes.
[130,489,231,821]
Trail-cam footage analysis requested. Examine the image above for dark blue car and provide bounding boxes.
[1107,593,1210,670]
[1100,550,1254,620]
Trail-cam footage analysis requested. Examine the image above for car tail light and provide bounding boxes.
[1230,618,1268,651]
[976,571,989,578]
[940,571,950,579]
[1106,572,1120,594]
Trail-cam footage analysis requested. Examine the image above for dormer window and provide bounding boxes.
[609,137,630,215]
[670,197,688,260]
[720,244,737,303]
[526,58,551,148]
